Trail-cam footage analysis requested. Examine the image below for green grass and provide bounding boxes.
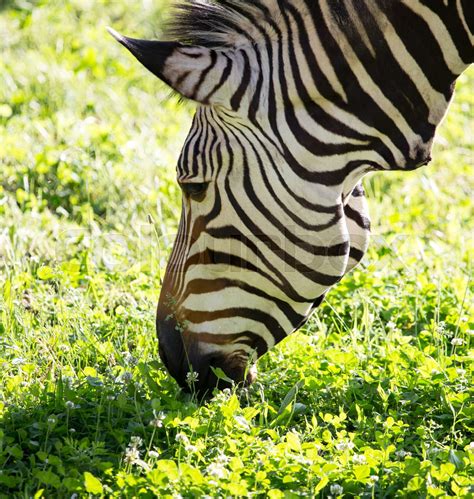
[0,1,473,497]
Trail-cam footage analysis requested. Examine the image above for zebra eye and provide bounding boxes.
[180,182,209,201]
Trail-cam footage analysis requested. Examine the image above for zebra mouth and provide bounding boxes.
[180,353,258,399]
[193,354,257,398]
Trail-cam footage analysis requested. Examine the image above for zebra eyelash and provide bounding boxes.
[180,181,210,201]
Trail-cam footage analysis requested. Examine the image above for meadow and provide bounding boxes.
[0,0,472,497]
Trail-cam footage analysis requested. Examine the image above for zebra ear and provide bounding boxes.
[108,28,232,106]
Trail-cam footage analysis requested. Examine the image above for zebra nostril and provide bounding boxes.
[418,155,431,167]
[406,144,432,170]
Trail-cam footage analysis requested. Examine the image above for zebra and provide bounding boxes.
[110,0,473,397]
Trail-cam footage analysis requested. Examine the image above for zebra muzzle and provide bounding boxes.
[157,312,257,398]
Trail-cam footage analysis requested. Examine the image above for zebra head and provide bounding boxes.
[110,0,472,397]
[109,27,347,395]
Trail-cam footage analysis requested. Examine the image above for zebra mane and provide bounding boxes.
[165,0,289,48]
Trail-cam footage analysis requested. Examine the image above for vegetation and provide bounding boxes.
[0,1,472,496]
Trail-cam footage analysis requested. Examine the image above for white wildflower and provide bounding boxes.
[148,450,159,459]
[216,451,231,464]
[47,416,57,426]
[234,415,250,431]
[436,322,446,333]
[122,351,138,366]
[150,411,166,428]
[124,446,140,465]
[352,454,367,464]
[335,440,355,451]
[456,368,466,376]
[175,432,188,444]
[185,444,197,453]
[330,484,344,496]
[186,371,199,386]
[395,450,411,459]
[107,394,115,401]
[65,401,75,410]
[451,338,464,346]
[11,357,26,366]
[130,436,143,449]
[370,475,379,483]
[206,462,227,479]
[386,321,397,330]
[239,387,249,397]
[468,442,474,451]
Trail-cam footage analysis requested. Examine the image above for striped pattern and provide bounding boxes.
[112,0,473,393]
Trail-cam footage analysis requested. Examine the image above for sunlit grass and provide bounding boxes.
[0,1,472,497]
